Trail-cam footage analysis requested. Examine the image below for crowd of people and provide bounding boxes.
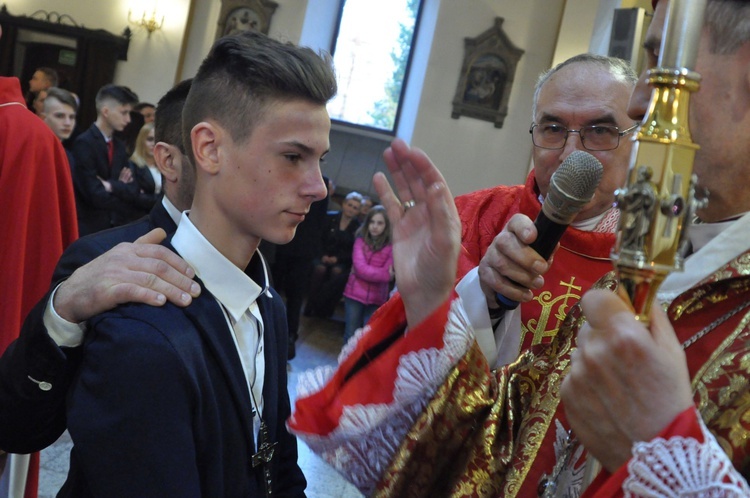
[1,0,749,496]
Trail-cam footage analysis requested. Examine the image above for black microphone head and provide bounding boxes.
[542,150,604,225]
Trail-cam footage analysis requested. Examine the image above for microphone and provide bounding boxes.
[495,150,604,310]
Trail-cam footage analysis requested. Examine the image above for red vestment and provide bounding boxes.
[584,254,750,497]
[290,169,750,495]
[290,247,750,497]
[455,172,616,349]
[0,77,78,498]
[289,172,620,496]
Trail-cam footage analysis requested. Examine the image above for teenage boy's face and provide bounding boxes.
[103,102,132,132]
[43,98,77,140]
[216,99,330,247]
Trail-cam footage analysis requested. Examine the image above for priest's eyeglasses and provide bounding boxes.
[529,123,639,151]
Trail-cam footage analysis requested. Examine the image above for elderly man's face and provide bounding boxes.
[532,62,635,222]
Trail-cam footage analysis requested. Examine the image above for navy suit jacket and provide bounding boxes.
[59,247,305,497]
[0,203,176,453]
[72,123,136,235]
[111,162,160,226]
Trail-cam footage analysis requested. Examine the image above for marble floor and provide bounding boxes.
[37,312,364,498]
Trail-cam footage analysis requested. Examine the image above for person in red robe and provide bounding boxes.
[290,1,750,497]
[561,0,750,495]
[0,73,78,498]
[289,53,641,497]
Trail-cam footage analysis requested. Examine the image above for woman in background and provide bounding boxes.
[304,191,363,318]
[111,122,161,226]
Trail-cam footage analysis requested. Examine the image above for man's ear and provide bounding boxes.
[153,142,177,181]
[191,121,221,175]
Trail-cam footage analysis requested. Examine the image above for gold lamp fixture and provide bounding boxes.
[128,4,164,36]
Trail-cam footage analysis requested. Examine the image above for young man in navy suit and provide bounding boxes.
[72,84,140,235]
[0,80,200,454]
[58,31,336,497]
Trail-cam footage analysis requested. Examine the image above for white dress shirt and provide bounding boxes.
[172,212,270,445]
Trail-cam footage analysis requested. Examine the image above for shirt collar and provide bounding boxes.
[172,212,269,321]
[95,123,112,142]
[161,196,183,226]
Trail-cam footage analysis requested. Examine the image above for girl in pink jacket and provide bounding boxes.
[342,205,394,343]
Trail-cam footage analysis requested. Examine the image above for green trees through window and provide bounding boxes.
[328,0,422,133]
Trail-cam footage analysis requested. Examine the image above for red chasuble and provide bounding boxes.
[0,77,78,498]
[291,254,750,497]
[290,163,750,495]
[455,171,616,350]
[585,256,750,497]
[289,171,620,496]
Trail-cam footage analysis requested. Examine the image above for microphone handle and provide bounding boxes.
[494,212,569,311]
[529,212,568,260]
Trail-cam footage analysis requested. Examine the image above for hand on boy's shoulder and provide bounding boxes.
[54,228,201,324]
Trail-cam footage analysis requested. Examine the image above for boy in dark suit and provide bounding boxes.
[60,31,336,497]
[72,84,139,235]
[0,80,199,454]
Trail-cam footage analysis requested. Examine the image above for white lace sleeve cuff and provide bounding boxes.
[623,409,750,497]
[292,297,475,495]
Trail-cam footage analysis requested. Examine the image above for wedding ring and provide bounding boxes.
[403,199,416,210]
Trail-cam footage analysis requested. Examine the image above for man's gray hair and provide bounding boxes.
[345,191,363,203]
[705,0,750,54]
[531,54,638,120]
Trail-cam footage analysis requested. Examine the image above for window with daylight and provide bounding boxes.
[328,0,424,134]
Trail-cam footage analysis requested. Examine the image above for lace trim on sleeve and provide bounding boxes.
[294,298,474,495]
[623,410,750,497]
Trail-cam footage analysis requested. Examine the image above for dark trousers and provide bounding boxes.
[304,262,349,318]
[272,253,314,343]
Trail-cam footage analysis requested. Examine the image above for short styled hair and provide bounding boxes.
[182,30,337,163]
[95,84,139,113]
[532,54,637,119]
[44,87,78,113]
[155,79,192,152]
[134,102,156,112]
[36,67,59,87]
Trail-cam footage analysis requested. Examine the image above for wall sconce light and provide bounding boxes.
[128,6,164,36]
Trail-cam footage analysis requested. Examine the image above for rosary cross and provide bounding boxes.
[252,421,278,497]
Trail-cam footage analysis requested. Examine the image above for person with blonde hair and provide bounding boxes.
[109,121,161,225]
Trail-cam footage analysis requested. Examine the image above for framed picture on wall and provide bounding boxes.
[216,0,278,40]
[451,18,524,129]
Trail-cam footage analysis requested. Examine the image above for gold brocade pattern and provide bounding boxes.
[671,253,750,320]
[373,294,594,497]
[690,306,750,465]
[517,245,614,349]
[373,254,750,497]
[523,277,583,346]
